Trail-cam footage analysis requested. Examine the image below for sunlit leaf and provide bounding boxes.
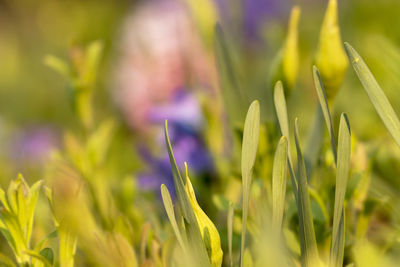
[345,42,400,148]
[183,163,223,267]
[272,136,288,230]
[240,100,260,267]
[161,184,186,252]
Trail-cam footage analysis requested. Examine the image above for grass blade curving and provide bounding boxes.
[312,65,337,163]
[344,42,400,148]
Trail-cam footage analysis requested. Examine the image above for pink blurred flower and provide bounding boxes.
[113,0,216,131]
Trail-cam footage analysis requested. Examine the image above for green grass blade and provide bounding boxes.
[304,107,324,177]
[329,113,351,267]
[272,136,289,230]
[161,184,186,252]
[294,119,319,267]
[240,100,260,267]
[165,121,194,222]
[214,24,247,125]
[312,65,337,163]
[227,203,234,267]
[344,42,400,148]
[164,121,211,267]
[274,81,290,147]
[274,81,298,199]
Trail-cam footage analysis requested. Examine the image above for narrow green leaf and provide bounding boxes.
[27,180,43,245]
[313,65,337,163]
[43,55,71,78]
[304,107,324,177]
[294,119,319,267]
[165,121,196,222]
[329,113,351,267]
[274,81,290,146]
[272,136,289,230]
[240,100,260,267]
[308,187,329,223]
[83,40,103,85]
[214,24,247,125]
[0,209,27,261]
[58,225,77,267]
[0,188,10,211]
[160,184,186,252]
[164,121,211,267]
[344,42,400,148]
[274,81,298,199]
[227,203,234,267]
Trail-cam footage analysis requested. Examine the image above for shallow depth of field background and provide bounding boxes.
[1,0,400,265]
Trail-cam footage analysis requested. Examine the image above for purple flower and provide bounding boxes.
[10,126,59,166]
[137,91,214,196]
[147,91,203,131]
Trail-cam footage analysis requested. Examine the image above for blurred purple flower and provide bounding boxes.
[147,91,203,131]
[10,126,59,165]
[137,91,214,195]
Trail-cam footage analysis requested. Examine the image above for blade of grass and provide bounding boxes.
[274,81,298,200]
[164,121,211,267]
[214,24,247,125]
[329,113,351,267]
[294,118,319,267]
[240,100,260,267]
[304,106,325,178]
[312,65,337,163]
[272,136,289,230]
[344,42,400,148]
[161,184,186,252]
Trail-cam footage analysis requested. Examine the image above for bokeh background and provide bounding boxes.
[2,0,400,265]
